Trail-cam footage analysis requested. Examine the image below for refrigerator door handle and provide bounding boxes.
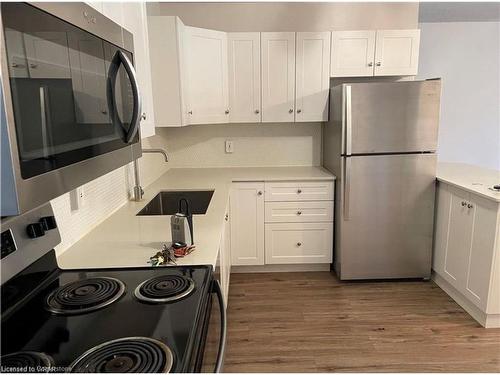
[345,85,352,156]
[343,157,351,220]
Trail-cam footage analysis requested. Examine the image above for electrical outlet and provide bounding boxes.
[69,186,85,211]
[225,140,234,154]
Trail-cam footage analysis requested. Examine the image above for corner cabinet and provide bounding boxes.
[331,29,420,77]
[433,182,500,328]
[185,27,229,125]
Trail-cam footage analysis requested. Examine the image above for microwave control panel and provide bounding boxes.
[1,229,17,259]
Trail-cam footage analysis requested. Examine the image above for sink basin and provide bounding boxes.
[137,190,214,216]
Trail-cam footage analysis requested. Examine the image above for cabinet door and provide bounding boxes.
[230,182,265,265]
[374,29,420,76]
[443,187,473,289]
[295,32,330,122]
[122,2,156,138]
[261,32,295,123]
[148,16,189,127]
[101,2,123,26]
[465,195,498,310]
[265,222,333,264]
[185,27,229,124]
[228,32,261,123]
[330,31,375,77]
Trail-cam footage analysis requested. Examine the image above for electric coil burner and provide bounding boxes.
[1,202,225,373]
[134,275,195,303]
[0,352,54,371]
[68,337,173,373]
[45,277,125,315]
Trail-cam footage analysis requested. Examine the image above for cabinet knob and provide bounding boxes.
[225,214,229,221]
[297,189,302,194]
[289,108,294,114]
[141,112,147,120]
[255,109,260,114]
[297,109,302,114]
[257,191,263,196]
[376,62,381,67]
[461,201,467,207]
[101,109,108,114]
[225,109,230,115]
[368,62,373,67]
[297,211,302,215]
[11,62,19,68]
[297,242,302,247]
[467,203,473,209]
[29,63,38,68]
[188,110,193,115]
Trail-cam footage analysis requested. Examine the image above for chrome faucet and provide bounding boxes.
[132,148,169,201]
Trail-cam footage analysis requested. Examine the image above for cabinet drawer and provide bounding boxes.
[265,222,333,264]
[265,201,333,223]
[265,181,333,201]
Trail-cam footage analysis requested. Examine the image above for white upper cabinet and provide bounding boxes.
[261,32,296,123]
[295,32,331,122]
[227,32,261,123]
[23,32,71,78]
[185,26,229,124]
[330,30,375,77]
[148,16,189,127]
[121,2,156,138]
[374,29,420,76]
[330,29,420,77]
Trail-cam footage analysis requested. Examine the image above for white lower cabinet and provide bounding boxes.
[231,180,334,267]
[433,182,500,327]
[265,222,333,264]
[230,182,265,265]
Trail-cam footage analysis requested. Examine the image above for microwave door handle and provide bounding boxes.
[106,50,142,144]
[119,51,141,143]
[213,280,227,373]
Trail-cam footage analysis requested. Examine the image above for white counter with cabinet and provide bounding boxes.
[433,163,500,327]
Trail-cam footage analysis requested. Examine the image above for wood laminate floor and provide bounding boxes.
[224,272,500,373]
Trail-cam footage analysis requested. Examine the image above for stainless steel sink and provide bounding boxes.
[137,190,214,216]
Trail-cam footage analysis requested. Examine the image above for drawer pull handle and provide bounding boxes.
[297,189,302,194]
[297,211,302,215]
[297,242,302,247]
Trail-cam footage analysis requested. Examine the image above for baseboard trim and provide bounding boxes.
[432,271,500,328]
[231,264,330,273]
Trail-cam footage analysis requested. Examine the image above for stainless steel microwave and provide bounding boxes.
[1,2,142,216]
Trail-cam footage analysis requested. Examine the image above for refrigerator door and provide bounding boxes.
[344,80,441,155]
[337,153,437,280]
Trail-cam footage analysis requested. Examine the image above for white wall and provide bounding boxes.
[417,21,500,170]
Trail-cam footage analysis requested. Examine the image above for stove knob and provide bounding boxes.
[26,223,45,239]
[40,216,57,230]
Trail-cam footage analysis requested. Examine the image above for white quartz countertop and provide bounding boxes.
[57,166,335,270]
[436,162,500,202]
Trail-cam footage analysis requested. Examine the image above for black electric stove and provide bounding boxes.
[0,203,225,373]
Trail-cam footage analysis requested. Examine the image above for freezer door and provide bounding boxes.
[345,80,441,154]
[337,153,437,279]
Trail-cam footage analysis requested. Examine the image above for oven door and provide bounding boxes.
[0,2,142,215]
[197,275,227,373]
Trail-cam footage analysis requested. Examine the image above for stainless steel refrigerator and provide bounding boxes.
[323,79,441,280]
